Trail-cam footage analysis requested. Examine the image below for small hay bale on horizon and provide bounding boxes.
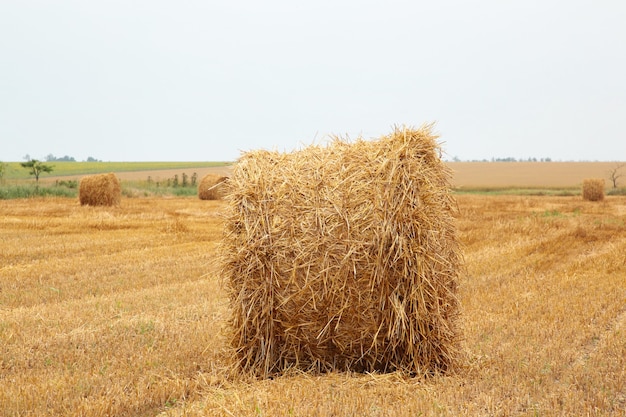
[582,178,605,201]
[79,173,121,206]
[220,124,462,378]
[198,174,229,200]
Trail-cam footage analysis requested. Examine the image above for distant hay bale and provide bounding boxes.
[582,178,605,201]
[198,174,228,200]
[79,173,121,206]
[220,124,462,378]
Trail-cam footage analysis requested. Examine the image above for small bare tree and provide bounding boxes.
[608,163,626,189]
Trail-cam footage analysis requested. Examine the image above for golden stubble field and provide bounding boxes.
[1,194,625,416]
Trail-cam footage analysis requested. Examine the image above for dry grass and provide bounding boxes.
[583,178,606,201]
[198,174,228,200]
[222,125,461,377]
[1,195,625,416]
[79,173,121,206]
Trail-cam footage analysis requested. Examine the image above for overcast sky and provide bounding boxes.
[1,1,625,162]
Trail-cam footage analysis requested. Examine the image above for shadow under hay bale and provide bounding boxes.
[582,178,605,201]
[79,173,121,206]
[198,174,229,200]
[220,124,462,378]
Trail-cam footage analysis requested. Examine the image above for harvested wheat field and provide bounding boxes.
[447,161,623,188]
[1,194,625,416]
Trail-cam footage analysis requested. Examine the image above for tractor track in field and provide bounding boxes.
[571,304,626,370]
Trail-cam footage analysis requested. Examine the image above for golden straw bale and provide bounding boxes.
[79,173,121,206]
[582,178,605,201]
[220,124,462,378]
[198,174,229,200]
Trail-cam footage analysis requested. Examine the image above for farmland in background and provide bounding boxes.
[0,161,231,181]
[2,161,625,197]
[448,161,625,189]
[0,162,233,199]
[1,193,624,416]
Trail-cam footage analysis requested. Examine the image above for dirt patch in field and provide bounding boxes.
[114,166,233,181]
[447,161,622,188]
[44,166,233,183]
[117,162,626,188]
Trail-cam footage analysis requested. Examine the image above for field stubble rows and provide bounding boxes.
[0,195,625,416]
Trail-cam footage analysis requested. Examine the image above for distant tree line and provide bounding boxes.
[42,154,101,162]
[46,154,75,162]
[490,157,552,162]
[450,156,552,162]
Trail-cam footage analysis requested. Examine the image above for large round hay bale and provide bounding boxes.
[582,178,605,201]
[79,173,121,206]
[220,124,462,378]
[198,174,228,200]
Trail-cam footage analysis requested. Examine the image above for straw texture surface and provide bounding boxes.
[199,174,228,200]
[220,125,461,377]
[79,173,121,206]
[582,178,605,201]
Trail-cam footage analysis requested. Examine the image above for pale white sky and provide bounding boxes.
[1,1,625,162]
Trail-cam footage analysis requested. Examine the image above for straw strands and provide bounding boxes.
[198,174,229,200]
[582,178,605,201]
[79,173,121,206]
[220,124,462,378]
